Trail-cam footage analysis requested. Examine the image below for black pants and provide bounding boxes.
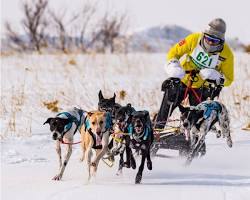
[155,78,222,129]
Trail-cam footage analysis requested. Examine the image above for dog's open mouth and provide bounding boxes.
[134,126,143,134]
[95,134,102,146]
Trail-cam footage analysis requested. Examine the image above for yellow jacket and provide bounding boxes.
[167,33,234,88]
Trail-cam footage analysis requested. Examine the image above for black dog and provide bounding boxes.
[127,110,154,184]
[98,90,121,120]
[112,103,136,174]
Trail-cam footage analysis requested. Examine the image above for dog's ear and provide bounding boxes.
[98,90,104,100]
[112,93,116,101]
[143,110,149,119]
[87,112,94,117]
[43,118,53,125]
[178,105,189,113]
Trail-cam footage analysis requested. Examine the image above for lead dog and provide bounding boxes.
[80,111,112,181]
[43,107,86,180]
[127,110,154,184]
[179,100,233,164]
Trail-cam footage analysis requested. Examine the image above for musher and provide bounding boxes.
[155,18,234,129]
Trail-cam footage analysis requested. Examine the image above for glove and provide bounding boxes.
[199,68,224,85]
[164,58,185,79]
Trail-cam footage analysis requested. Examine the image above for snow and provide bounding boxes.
[2,131,250,200]
[1,52,250,200]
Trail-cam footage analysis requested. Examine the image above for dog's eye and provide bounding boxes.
[100,121,104,124]
[92,122,96,125]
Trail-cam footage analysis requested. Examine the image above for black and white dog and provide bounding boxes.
[43,107,86,180]
[127,110,154,184]
[179,100,233,164]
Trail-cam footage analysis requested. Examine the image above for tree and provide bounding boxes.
[49,6,80,53]
[77,2,97,52]
[93,11,128,53]
[22,0,49,52]
[4,22,27,52]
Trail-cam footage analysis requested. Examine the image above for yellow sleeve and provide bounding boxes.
[167,33,200,61]
[220,50,234,86]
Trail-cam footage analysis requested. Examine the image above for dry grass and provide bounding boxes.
[119,90,127,100]
[68,58,77,65]
[242,122,250,131]
[1,52,249,137]
[43,100,60,112]
[244,44,250,53]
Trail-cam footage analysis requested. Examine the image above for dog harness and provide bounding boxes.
[84,112,112,149]
[195,101,222,119]
[57,110,85,136]
[127,124,150,142]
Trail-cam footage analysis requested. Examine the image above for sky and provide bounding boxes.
[1,0,250,43]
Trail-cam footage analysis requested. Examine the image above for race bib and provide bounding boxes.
[190,45,219,69]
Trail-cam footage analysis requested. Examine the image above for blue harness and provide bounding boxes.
[84,112,112,149]
[128,124,150,141]
[57,110,84,135]
[196,101,222,119]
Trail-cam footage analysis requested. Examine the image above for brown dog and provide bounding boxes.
[80,111,112,181]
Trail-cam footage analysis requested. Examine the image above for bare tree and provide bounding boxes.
[76,2,98,52]
[49,9,79,53]
[94,11,128,53]
[4,22,27,52]
[22,0,49,52]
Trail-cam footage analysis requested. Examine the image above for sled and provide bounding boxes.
[151,73,221,157]
[151,125,190,157]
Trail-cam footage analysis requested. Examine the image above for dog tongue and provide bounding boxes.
[96,135,102,146]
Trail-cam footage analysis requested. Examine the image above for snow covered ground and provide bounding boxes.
[1,52,250,200]
[1,131,250,200]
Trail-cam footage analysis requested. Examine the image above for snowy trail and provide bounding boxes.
[2,130,250,200]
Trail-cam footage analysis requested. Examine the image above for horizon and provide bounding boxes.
[1,0,250,44]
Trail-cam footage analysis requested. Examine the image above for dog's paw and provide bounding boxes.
[79,156,85,162]
[91,162,97,167]
[135,173,142,184]
[147,160,152,170]
[124,161,131,168]
[52,174,62,181]
[216,130,222,138]
[116,169,123,176]
[131,157,136,169]
[227,139,233,148]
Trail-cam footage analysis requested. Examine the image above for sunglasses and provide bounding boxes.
[204,34,224,45]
